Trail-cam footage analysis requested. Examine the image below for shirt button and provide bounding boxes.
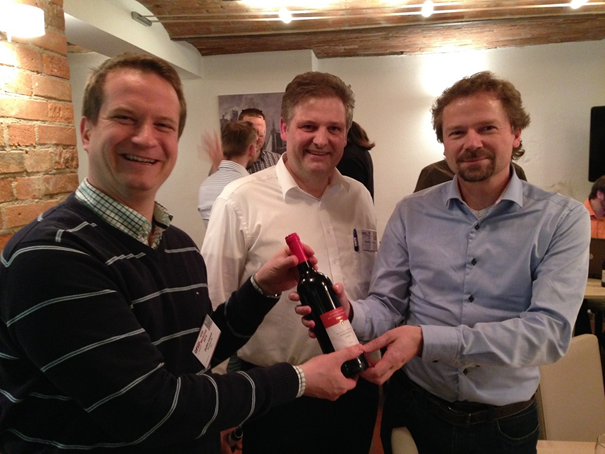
[471,258,477,266]
[474,224,480,230]
[469,295,474,303]
[463,368,469,375]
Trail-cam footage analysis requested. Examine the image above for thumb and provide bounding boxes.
[334,343,364,362]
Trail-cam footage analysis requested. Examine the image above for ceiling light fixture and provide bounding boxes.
[279,7,293,23]
[0,3,45,42]
[131,11,153,27]
[421,0,434,18]
[570,0,589,8]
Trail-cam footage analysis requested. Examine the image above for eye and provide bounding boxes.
[113,115,136,125]
[156,122,176,132]
[328,126,342,133]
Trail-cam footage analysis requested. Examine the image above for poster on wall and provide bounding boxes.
[218,92,286,155]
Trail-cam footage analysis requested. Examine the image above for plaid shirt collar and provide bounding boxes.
[75,179,172,249]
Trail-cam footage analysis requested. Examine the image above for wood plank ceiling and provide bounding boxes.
[137,0,605,58]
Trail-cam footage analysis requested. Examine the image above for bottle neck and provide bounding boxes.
[297,260,314,273]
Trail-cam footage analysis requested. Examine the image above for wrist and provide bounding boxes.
[250,274,280,299]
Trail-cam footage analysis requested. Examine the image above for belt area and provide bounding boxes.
[401,372,535,427]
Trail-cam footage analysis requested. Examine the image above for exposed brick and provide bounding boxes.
[43,172,78,195]
[13,45,43,73]
[0,151,25,174]
[24,149,52,172]
[30,30,67,57]
[0,97,48,121]
[48,101,74,124]
[16,175,45,200]
[32,75,72,101]
[0,67,33,96]
[0,177,15,203]
[54,147,79,170]
[8,124,35,146]
[46,1,66,31]
[0,234,12,252]
[38,125,76,146]
[0,42,17,67]
[4,200,58,228]
[43,54,70,79]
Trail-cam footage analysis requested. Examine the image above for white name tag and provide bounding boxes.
[192,315,221,369]
[360,229,378,252]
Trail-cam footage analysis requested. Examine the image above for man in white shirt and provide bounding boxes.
[201,71,378,454]
[197,121,257,226]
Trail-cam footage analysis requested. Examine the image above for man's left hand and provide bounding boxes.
[359,326,423,385]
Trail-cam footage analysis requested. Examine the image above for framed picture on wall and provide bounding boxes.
[218,92,285,154]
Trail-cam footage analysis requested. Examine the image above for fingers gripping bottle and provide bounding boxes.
[286,233,368,377]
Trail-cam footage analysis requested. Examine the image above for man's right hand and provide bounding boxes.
[292,282,351,339]
[298,344,362,401]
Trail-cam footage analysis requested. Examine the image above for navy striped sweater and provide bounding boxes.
[0,194,297,453]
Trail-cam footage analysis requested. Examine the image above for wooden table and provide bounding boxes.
[585,278,605,299]
[584,279,605,347]
[537,440,594,454]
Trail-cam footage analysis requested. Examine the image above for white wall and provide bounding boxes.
[68,39,605,246]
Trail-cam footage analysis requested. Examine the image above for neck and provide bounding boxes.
[457,171,511,211]
[229,156,250,169]
[284,156,331,198]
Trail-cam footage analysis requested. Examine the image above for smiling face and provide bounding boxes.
[280,97,347,197]
[80,69,180,217]
[442,92,521,186]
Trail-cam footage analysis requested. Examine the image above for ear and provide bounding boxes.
[512,128,522,149]
[248,144,255,158]
[280,118,288,142]
[80,117,92,153]
[598,191,605,201]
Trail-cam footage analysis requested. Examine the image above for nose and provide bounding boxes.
[463,129,483,150]
[313,127,329,148]
[132,121,158,147]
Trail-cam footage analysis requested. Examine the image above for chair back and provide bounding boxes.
[537,334,605,441]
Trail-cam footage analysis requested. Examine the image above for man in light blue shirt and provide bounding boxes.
[300,71,590,454]
[198,121,256,226]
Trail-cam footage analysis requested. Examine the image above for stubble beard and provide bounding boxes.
[456,149,495,183]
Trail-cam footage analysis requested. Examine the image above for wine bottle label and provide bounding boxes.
[320,307,360,351]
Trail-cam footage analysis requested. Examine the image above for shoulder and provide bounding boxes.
[521,181,585,213]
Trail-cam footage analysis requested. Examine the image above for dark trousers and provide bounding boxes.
[380,370,539,454]
[242,375,378,454]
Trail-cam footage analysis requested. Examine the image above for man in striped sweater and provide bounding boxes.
[0,53,363,454]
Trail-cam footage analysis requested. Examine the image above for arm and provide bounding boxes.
[200,130,222,175]
[201,196,248,309]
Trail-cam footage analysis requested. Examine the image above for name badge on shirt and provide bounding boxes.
[355,228,378,252]
[192,315,221,369]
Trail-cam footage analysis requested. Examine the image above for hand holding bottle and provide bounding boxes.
[298,345,363,400]
[292,282,351,338]
[254,243,318,297]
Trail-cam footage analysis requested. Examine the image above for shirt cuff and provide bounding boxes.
[292,365,306,398]
[420,324,460,364]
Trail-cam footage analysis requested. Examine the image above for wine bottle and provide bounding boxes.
[285,232,368,378]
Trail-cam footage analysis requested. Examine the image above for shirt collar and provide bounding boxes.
[275,154,348,200]
[218,160,249,176]
[75,179,172,249]
[446,164,524,209]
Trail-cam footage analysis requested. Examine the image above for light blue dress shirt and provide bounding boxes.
[198,160,250,226]
[351,170,590,405]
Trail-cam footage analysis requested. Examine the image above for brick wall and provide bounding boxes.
[0,0,78,251]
